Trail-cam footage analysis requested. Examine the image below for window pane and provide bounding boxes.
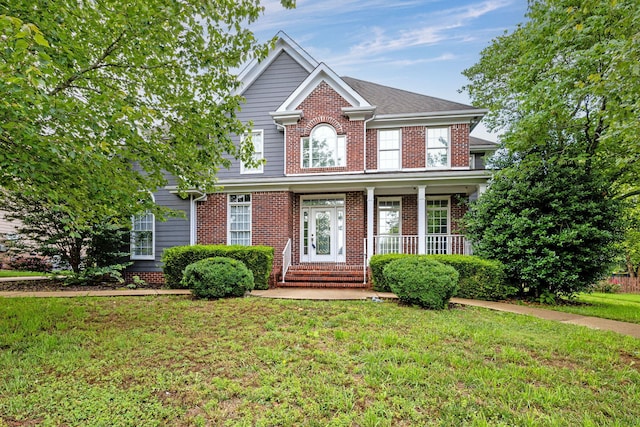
[229,195,251,246]
[302,125,345,168]
[131,211,154,257]
[379,151,400,169]
[379,130,400,150]
[427,128,449,168]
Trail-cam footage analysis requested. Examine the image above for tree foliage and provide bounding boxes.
[463,0,640,198]
[2,190,130,281]
[464,156,623,298]
[462,0,638,297]
[1,1,293,222]
[621,197,640,277]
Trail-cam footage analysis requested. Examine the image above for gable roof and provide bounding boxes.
[235,31,318,96]
[341,76,481,116]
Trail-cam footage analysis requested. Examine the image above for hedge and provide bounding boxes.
[162,245,273,290]
[427,255,514,301]
[182,257,254,299]
[384,257,459,309]
[369,253,514,300]
[370,253,407,292]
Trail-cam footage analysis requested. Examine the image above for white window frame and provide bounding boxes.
[378,129,401,170]
[377,197,402,255]
[426,127,450,169]
[130,194,155,260]
[426,196,451,235]
[301,124,346,168]
[228,194,252,246]
[241,130,264,174]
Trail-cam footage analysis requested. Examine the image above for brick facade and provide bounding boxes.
[196,193,227,244]
[124,271,165,285]
[451,123,471,168]
[286,81,365,174]
[252,191,294,273]
[366,123,471,171]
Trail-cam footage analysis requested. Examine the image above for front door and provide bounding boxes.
[301,197,345,263]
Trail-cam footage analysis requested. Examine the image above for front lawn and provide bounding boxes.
[547,293,640,325]
[0,269,50,278]
[1,296,638,426]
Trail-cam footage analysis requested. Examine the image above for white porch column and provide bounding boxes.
[417,185,426,254]
[367,187,375,262]
[477,183,488,196]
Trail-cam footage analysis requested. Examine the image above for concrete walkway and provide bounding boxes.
[0,286,638,339]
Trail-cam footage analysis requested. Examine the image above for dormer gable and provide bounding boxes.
[271,63,376,125]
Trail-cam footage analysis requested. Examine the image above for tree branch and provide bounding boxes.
[48,29,127,96]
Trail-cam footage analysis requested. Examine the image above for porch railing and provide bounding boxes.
[281,238,292,283]
[370,234,471,256]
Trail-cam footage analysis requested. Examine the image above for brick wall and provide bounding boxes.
[124,271,165,285]
[402,127,426,169]
[196,193,227,244]
[451,194,469,234]
[451,123,470,168]
[252,191,293,272]
[367,124,470,170]
[346,191,366,265]
[286,81,365,174]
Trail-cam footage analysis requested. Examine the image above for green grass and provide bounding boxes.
[1,296,639,426]
[546,293,640,325]
[0,270,50,278]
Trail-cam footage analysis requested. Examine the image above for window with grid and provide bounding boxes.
[131,211,154,260]
[378,198,401,254]
[426,198,449,254]
[302,125,346,168]
[426,199,449,234]
[241,130,264,174]
[426,127,449,168]
[229,194,251,245]
[378,129,401,170]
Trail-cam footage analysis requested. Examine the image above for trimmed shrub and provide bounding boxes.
[181,257,254,299]
[384,257,459,309]
[426,255,515,301]
[162,245,273,289]
[369,253,407,292]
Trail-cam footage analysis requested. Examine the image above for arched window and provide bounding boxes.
[302,124,346,168]
[131,194,155,260]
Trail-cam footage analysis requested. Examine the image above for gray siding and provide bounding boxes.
[218,51,310,179]
[128,187,191,273]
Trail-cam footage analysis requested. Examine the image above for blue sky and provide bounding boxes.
[249,0,529,140]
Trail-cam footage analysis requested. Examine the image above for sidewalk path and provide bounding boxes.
[0,287,638,339]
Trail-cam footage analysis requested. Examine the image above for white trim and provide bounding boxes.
[426,127,451,170]
[299,195,346,263]
[377,196,402,235]
[366,187,375,262]
[240,129,264,174]
[236,32,318,97]
[426,196,451,236]
[377,129,402,171]
[227,193,252,246]
[276,63,372,113]
[417,186,426,254]
[130,193,156,260]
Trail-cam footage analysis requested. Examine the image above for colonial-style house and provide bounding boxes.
[126,32,495,287]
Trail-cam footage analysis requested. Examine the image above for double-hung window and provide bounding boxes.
[302,125,345,168]
[378,129,401,170]
[426,127,450,168]
[229,194,251,245]
[241,130,264,174]
[378,198,401,254]
[426,197,450,254]
[131,210,155,260]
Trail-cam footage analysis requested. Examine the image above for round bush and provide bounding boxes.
[181,257,254,299]
[384,257,459,309]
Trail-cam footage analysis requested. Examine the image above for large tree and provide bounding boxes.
[463,0,640,198]
[462,0,637,296]
[1,1,293,222]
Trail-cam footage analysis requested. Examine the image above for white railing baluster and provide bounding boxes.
[281,238,291,283]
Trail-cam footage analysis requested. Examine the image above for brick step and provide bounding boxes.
[284,271,364,281]
[278,281,369,288]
